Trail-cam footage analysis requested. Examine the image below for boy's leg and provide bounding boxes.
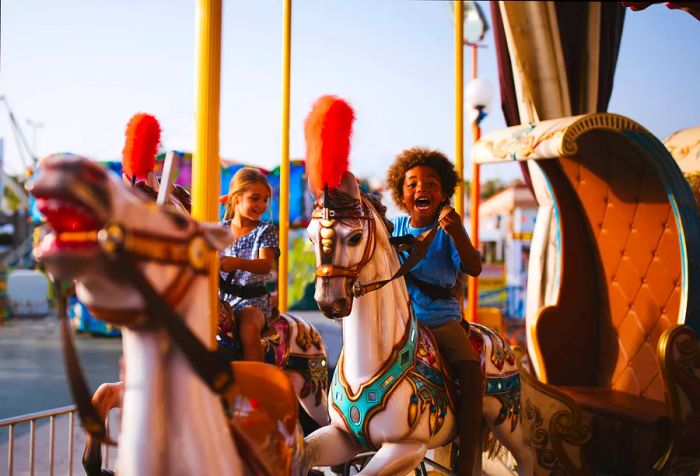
[452,359,483,475]
[239,306,265,362]
[430,320,484,475]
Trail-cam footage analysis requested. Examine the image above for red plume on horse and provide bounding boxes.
[121,113,161,185]
[304,95,355,195]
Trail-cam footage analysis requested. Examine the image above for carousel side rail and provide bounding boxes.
[0,405,114,476]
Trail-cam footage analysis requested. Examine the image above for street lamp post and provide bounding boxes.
[466,77,492,322]
[455,1,491,322]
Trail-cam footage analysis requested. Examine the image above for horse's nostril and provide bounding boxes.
[333,299,347,312]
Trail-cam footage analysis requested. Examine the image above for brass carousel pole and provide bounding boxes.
[454,1,465,220]
[467,44,480,323]
[192,0,222,346]
[278,0,292,313]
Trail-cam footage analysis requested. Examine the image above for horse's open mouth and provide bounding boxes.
[34,196,102,259]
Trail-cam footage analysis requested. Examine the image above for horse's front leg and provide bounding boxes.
[358,441,428,476]
[304,424,363,468]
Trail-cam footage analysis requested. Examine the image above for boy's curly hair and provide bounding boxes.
[385,147,459,212]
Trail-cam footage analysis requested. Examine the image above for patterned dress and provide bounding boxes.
[219,221,278,322]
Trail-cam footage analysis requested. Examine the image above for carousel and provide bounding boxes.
[24,1,700,476]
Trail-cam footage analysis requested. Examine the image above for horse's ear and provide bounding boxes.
[308,180,322,201]
[338,171,359,200]
[200,223,235,250]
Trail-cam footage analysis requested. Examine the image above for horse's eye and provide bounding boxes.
[166,210,189,230]
[348,233,362,246]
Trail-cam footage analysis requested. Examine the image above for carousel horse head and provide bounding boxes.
[31,153,252,476]
[304,95,392,319]
[30,152,231,324]
[308,172,375,318]
[308,174,397,319]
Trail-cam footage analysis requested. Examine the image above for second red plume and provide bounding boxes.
[122,113,161,179]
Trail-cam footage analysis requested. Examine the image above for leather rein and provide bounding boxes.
[55,221,237,446]
[312,196,440,297]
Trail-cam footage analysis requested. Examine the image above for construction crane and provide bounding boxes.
[0,96,33,209]
[0,95,38,170]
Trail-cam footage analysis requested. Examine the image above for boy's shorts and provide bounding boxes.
[429,319,480,365]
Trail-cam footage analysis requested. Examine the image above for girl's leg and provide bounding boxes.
[238,306,265,362]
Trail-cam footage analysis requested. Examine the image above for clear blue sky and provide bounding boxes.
[1,1,698,186]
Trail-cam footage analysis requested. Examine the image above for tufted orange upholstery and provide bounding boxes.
[558,130,681,402]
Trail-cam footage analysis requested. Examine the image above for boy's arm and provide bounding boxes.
[220,247,276,274]
[438,207,482,277]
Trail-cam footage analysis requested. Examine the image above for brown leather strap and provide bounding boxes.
[352,223,439,297]
[314,199,377,280]
[316,264,361,278]
[105,251,236,405]
[405,272,453,301]
[55,282,117,446]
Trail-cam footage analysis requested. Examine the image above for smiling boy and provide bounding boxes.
[386,146,483,475]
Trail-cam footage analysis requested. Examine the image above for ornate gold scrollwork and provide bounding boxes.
[187,235,209,271]
[287,315,323,352]
[523,399,592,476]
[518,351,592,476]
[657,324,700,471]
[97,222,126,256]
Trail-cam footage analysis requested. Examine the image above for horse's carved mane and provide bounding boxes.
[362,191,394,235]
[315,189,394,235]
[132,181,192,214]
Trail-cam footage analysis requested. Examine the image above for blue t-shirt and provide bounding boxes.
[391,215,464,327]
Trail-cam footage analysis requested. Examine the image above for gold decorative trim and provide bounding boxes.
[284,313,324,352]
[517,349,592,476]
[657,324,699,470]
[336,315,413,402]
[472,113,653,164]
[560,114,647,157]
[667,138,700,161]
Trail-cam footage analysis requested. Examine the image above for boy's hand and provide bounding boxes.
[438,206,464,237]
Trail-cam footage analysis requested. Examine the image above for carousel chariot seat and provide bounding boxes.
[473,113,700,475]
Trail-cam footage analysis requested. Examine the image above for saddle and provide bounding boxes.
[216,299,281,362]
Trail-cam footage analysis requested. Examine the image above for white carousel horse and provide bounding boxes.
[304,172,534,475]
[31,153,304,475]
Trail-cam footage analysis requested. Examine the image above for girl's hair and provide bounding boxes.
[385,147,458,212]
[223,167,272,221]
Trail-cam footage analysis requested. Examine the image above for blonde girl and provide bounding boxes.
[219,167,278,362]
